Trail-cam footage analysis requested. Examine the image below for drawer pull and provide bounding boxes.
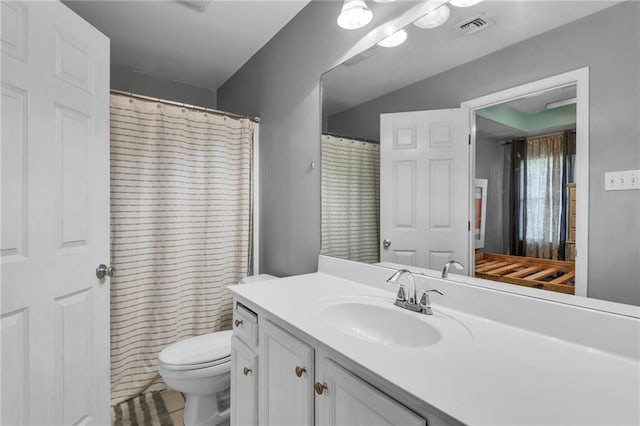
[243,367,252,376]
[314,382,328,395]
[295,366,306,377]
[234,319,243,327]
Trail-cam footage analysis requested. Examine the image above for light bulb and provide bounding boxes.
[413,5,450,29]
[450,0,483,7]
[337,0,373,30]
[377,29,407,48]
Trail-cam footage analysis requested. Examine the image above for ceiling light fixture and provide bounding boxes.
[377,29,407,48]
[545,97,577,109]
[413,5,451,29]
[337,0,373,30]
[450,0,484,7]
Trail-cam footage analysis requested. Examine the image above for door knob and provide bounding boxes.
[243,367,252,376]
[96,264,116,279]
[295,366,306,377]
[383,239,391,248]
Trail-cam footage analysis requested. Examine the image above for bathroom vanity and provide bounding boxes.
[228,256,640,425]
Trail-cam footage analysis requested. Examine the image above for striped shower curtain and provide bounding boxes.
[321,134,380,263]
[109,94,253,404]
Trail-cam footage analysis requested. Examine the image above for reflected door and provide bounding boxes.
[380,109,469,273]
[1,1,110,424]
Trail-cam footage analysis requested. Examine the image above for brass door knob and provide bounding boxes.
[314,382,328,395]
[243,367,252,376]
[295,366,306,377]
[234,319,243,327]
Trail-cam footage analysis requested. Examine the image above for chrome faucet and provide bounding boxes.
[441,260,464,279]
[386,269,444,315]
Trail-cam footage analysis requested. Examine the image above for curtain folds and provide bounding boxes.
[109,94,253,404]
[508,131,576,260]
[321,134,380,264]
[523,132,564,259]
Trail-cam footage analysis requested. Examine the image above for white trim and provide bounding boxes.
[253,122,260,275]
[474,178,488,249]
[461,67,590,297]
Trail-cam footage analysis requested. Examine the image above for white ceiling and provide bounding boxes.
[64,0,310,91]
[508,85,576,114]
[323,0,622,116]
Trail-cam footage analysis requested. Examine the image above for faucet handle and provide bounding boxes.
[396,284,407,302]
[418,289,444,315]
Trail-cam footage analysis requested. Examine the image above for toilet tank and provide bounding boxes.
[239,274,276,285]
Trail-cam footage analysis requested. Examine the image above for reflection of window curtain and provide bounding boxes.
[508,131,575,260]
[321,134,380,263]
[524,133,564,259]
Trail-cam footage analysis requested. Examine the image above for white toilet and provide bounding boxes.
[158,274,276,426]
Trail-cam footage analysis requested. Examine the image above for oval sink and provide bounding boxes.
[320,300,441,347]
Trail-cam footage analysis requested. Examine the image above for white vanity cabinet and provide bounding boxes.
[259,319,315,426]
[314,356,426,426]
[231,302,260,426]
[230,298,432,426]
[230,336,258,426]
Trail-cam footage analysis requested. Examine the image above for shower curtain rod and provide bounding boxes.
[110,89,260,123]
[322,131,379,144]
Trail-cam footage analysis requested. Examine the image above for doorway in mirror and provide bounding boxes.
[472,84,579,295]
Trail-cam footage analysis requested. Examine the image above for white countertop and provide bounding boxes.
[229,272,640,425]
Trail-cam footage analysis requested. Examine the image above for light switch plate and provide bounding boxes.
[604,170,640,191]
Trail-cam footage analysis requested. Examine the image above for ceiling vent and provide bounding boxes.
[456,14,492,35]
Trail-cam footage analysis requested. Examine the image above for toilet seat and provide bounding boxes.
[159,330,232,371]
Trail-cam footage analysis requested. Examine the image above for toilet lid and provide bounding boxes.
[159,330,232,368]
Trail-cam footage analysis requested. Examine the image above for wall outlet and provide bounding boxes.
[604,170,640,191]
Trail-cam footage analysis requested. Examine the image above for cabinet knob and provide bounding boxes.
[295,366,306,377]
[243,367,252,376]
[234,319,243,327]
[314,382,328,395]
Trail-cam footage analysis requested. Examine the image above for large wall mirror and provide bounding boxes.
[320,0,640,307]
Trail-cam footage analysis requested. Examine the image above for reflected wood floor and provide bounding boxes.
[111,390,185,426]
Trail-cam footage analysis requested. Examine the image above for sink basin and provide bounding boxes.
[320,299,442,347]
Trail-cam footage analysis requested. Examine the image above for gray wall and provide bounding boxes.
[111,64,217,109]
[475,136,505,255]
[219,1,640,305]
[218,2,387,277]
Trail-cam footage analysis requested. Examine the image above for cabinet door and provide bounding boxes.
[316,357,426,426]
[259,320,314,426]
[231,336,258,426]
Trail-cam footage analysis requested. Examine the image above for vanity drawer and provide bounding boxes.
[233,301,258,347]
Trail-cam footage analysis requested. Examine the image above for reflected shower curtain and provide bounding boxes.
[109,94,253,404]
[321,134,380,263]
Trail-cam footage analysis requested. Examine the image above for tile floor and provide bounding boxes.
[163,390,186,426]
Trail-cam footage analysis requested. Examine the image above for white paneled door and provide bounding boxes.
[380,109,470,273]
[1,1,110,424]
